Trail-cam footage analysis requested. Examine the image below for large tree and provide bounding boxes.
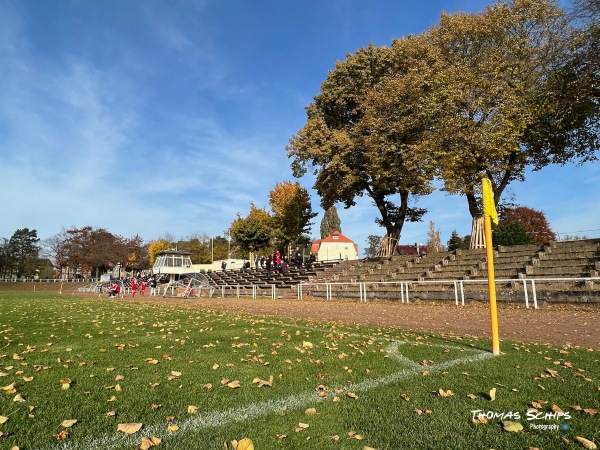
[268,181,317,252]
[498,205,556,244]
[319,206,342,238]
[6,228,40,278]
[417,0,598,217]
[62,226,135,279]
[288,42,433,254]
[229,203,273,258]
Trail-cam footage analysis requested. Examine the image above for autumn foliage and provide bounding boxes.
[499,206,556,244]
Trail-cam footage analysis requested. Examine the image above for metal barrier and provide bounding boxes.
[297,277,600,309]
[218,284,278,299]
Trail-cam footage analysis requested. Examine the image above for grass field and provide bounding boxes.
[0,293,597,450]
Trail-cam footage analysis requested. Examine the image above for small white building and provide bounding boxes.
[311,231,359,262]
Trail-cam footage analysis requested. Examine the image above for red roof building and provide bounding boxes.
[311,231,359,262]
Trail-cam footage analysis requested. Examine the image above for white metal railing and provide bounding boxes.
[297,277,600,309]
[217,284,278,299]
[1,278,102,283]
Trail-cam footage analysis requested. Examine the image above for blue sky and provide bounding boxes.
[1,0,598,254]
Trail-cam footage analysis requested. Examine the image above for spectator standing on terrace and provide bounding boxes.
[221,261,227,271]
[275,250,282,269]
[149,277,157,296]
[266,256,273,279]
[293,247,302,267]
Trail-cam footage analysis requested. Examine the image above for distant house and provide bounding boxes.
[311,231,359,262]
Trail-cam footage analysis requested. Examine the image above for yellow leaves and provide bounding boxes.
[232,437,254,450]
[226,380,241,389]
[140,436,161,450]
[212,363,220,370]
[118,422,143,434]
[400,393,410,402]
[60,378,72,390]
[187,405,198,415]
[60,419,77,428]
[472,414,488,425]
[346,392,359,400]
[437,388,454,397]
[502,421,523,432]
[466,394,477,400]
[252,375,274,388]
[167,424,179,432]
[302,341,314,349]
[489,387,496,401]
[145,358,159,365]
[13,394,25,403]
[348,431,365,440]
[552,404,565,414]
[0,416,8,424]
[167,371,182,381]
[305,407,318,415]
[575,436,598,449]
[2,382,16,394]
[55,430,69,440]
[294,422,310,432]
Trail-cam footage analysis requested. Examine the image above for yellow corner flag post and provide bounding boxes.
[482,178,500,356]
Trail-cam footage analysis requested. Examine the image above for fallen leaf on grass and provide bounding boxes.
[13,394,25,403]
[0,416,7,424]
[473,414,488,425]
[305,408,318,415]
[294,423,309,432]
[252,376,273,388]
[140,436,161,449]
[502,421,523,432]
[489,388,496,401]
[60,378,72,390]
[466,394,477,400]
[55,430,69,440]
[167,424,179,432]
[346,392,358,400]
[117,423,143,434]
[400,393,410,402]
[61,419,77,428]
[227,380,241,389]
[437,389,454,397]
[230,437,254,450]
[187,405,198,415]
[575,437,597,449]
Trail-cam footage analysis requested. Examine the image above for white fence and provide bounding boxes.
[296,277,600,309]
